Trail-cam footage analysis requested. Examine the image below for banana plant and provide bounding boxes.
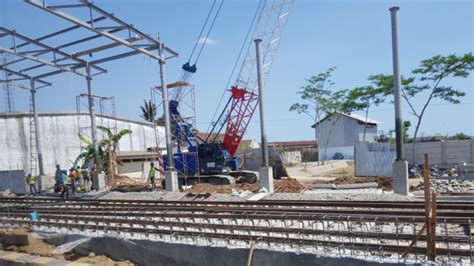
[97,126,132,181]
[73,134,107,168]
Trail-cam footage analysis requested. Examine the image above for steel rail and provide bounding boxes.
[1,217,471,258]
[2,197,474,210]
[2,212,471,244]
[0,207,472,224]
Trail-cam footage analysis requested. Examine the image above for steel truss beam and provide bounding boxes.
[25,0,178,62]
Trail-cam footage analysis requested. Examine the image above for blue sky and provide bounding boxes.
[1,0,473,141]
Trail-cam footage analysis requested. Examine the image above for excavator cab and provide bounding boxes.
[198,143,234,175]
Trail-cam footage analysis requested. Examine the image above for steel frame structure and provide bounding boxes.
[1,0,178,183]
[0,66,52,180]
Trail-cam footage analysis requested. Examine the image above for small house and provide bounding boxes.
[313,113,380,160]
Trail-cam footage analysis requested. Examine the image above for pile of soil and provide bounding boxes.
[312,176,393,191]
[186,179,308,194]
[186,182,261,194]
[0,228,134,265]
[74,254,133,266]
[274,179,307,193]
[110,175,152,192]
[0,228,60,259]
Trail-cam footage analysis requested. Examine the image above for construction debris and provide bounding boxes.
[110,175,151,192]
[312,176,393,191]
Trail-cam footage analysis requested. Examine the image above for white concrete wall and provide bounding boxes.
[280,151,301,164]
[405,140,474,165]
[355,140,474,177]
[0,113,165,176]
[355,142,396,177]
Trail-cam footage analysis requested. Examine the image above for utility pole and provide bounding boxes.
[159,40,178,192]
[255,38,273,192]
[29,78,44,190]
[390,6,408,195]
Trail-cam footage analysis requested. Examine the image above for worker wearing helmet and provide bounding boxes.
[26,173,37,196]
[149,162,158,190]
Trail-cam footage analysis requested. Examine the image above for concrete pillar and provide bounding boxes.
[86,64,100,173]
[158,41,178,191]
[471,139,474,163]
[165,170,178,192]
[259,167,274,193]
[393,160,408,195]
[441,141,447,165]
[390,6,408,195]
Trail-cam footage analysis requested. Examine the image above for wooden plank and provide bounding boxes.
[423,153,432,260]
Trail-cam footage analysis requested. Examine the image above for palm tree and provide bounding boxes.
[140,100,157,122]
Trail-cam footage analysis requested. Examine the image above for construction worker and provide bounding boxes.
[55,164,62,183]
[69,167,78,193]
[60,170,70,199]
[148,162,158,190]
[82,165,90,192]
[26,174,37,196]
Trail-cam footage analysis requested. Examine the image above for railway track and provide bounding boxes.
[0,196,473,262]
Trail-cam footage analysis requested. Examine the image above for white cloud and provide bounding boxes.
[198,37,217,45]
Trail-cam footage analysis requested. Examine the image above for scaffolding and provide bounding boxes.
[151,82,197,177]
[0,0,178,183]
[76,93,117,165]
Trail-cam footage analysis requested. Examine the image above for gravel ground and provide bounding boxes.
[265,188,417,201]
[89,188,416,202]
[415,178,474,193]
[96,191,185,201]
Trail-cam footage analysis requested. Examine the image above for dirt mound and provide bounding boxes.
[312,176,393,191]
[110,175,152,192]
[74,255,133,265]
[274,179,307,193]
[186,182,261,194]
[0,228,60,259]
[186,178,307,194]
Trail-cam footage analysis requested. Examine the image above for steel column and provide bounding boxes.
[389,6,404,161]
[254,39,268,167]
[86,64,100,172]
[29,79,44,180]
[159,43,174,169]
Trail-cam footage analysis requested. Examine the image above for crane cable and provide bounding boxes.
[205,0,263,136]
[180,0,224,83]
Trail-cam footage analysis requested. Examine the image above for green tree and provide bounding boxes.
[348,75,395,141]
[97,126,132,182]
[140,99,157,122]
[290,67,364,162]
[290,67,334,164]
[450,132,472,140]
[74,127,132,183]
[403,120,411,141]
[403,53,473,162]
[74,134,107,169]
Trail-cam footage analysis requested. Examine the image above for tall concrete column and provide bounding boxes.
[390,6,408,195]
[255,39,269,167]
[30,79,44,190]
[159,42,178,192]
[255,38,273,193]
[86,64,101,191]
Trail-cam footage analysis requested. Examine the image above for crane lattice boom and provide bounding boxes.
[222,0,294,157]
